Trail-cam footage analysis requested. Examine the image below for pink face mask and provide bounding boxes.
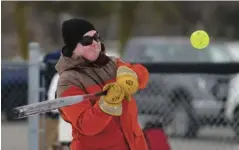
[73,41,101,62]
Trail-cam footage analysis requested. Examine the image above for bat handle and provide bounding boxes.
[95,90,108,97]
[102,90,108,95]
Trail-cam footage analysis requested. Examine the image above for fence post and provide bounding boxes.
[28,42,41,150]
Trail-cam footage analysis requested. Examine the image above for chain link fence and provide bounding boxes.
[2,43,239,150]
[135,73,239,150]
[2,61,29,121]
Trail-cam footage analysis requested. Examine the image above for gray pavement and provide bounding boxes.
[1,120,238,150]
[2,121,28,150]
[169,128,239,150]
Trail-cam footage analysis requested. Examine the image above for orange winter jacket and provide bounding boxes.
[55,54,149,150]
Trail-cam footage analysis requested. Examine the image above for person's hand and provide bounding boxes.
[116,66,139,101]
[98,82,125,116]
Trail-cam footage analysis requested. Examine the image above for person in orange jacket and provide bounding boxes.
[55,18,149,150]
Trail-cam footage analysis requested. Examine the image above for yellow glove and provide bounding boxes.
[98,82,125,116]
[116,66,139,101]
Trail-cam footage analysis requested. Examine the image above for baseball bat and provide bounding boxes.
[12,90,107,119]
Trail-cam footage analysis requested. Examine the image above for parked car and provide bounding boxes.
[122,36,235,137]
[1,61,28,120]
[1,51,60,121]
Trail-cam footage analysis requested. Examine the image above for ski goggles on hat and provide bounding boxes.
[80,32,100,46]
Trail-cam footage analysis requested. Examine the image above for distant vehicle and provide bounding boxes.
[1,51,60,121]
[122,37,235,137]
[1,61,28,120]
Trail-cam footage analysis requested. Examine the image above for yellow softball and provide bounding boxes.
[190,30,210,49]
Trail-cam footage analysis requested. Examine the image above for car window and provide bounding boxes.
[208,47,231,62]
[123,41,233,63]
[146,44,210,62]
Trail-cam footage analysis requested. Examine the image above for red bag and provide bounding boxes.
[144,128,171,150]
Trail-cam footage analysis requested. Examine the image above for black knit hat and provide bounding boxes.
[61,18,96,57]
[62,18,96,45]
